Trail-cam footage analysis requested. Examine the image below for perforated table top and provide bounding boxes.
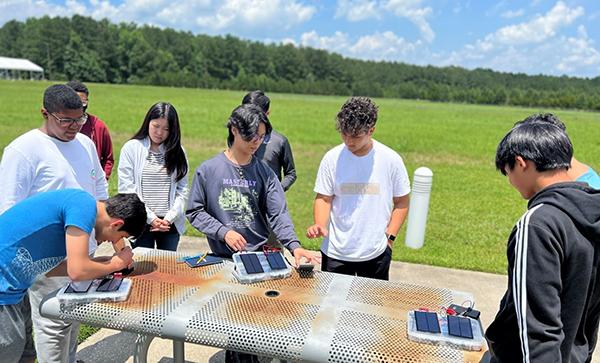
[40,248,484,362]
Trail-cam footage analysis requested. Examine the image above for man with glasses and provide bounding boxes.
[0,84,109,363]
[306,97,411,280]
[66,80,115,180]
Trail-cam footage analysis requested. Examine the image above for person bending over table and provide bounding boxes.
[0,189,147,363]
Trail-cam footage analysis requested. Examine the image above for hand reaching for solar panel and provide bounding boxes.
[291,247,321,267]
[224,230,247,251]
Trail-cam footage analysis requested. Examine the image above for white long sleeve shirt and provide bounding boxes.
[118,137,189,234]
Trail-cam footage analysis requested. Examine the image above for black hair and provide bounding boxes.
[495,120,572,175]
[132,102,188,182]
[336,97,378,136]
[65,80,89,96]
[226,104,272,147]
[43,84,83,113]
[105,193,147,239]
[241,90,270,113]
[515,113,566,131]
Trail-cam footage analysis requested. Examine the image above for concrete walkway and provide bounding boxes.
[76,236,599,363]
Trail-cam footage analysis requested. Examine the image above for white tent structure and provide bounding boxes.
[0,56,44,80]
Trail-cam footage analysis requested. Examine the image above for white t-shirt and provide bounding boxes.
[0,129,108,251]
[314,140,410,261]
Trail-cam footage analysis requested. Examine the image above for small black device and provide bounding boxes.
[449,304,481,320]
[447,315,473,339]
[64,280,93,294]
[265,252,287,270]
[414,311,441,334]
[96,277,123,292]
[239,253,264,274]
[297,263,314,278]
[386,233,396,242]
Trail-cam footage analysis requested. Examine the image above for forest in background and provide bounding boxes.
[2,15,600,111]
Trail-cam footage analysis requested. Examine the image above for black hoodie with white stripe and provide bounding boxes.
[486,182,600,363]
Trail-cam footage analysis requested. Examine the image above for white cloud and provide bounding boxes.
[442,3,600,78]
[334,0,434,42]
[196,0,316,32]
[494,1,583,45]
[500,9,524,19]
[0,0,315,36]
[300,31,350,53]
[299,30,429,64]
[384,0,433,42]
[0,0,70,24]
[335,0,380,21]
[350,31,422,59]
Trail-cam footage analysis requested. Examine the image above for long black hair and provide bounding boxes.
[132,102,188,182]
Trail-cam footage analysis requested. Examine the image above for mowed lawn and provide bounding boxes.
[2,80,600,274]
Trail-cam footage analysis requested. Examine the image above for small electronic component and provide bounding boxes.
[265,252,287,270]
[447,315,474,339]
[239,253,264,274]
[96,277,123,292]
[414,311,441,334]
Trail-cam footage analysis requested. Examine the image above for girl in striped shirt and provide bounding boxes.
[118,102,189,251]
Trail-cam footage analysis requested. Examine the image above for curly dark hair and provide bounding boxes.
[336,97,378,136]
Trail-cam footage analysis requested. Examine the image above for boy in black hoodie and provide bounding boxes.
[486,116,600,362]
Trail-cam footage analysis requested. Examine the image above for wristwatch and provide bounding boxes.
[386,233,396,242]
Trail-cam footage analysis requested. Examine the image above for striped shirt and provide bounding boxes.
[141,151,171,217]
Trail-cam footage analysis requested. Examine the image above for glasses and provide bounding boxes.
[49,112,88,126]
[243,133,270,144]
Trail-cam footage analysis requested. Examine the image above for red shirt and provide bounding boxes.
[79,113,114,179]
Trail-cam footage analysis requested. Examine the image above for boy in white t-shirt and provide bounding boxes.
[306,97,410,280]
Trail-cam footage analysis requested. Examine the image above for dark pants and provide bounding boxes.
[225,350,261,363]
[321,246,392,280]
[134,224,180,251]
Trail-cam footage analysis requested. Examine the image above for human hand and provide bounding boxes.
[111,246,134,270]
[292,247,322,267]
[306,224,328,239]
[150,218,170,232]
[224,230,247,252]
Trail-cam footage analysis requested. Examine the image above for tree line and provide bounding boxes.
[1,15,600,111]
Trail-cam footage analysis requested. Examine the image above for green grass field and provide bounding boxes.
[2,79,600,274]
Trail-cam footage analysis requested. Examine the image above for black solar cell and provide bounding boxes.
[266,252,286,270]
[240,253,264,274]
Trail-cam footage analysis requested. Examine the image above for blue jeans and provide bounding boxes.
[134,223,180,251]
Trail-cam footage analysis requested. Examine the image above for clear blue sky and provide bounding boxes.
[1,0,599,78]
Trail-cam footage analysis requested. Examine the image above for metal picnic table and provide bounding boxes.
[40,247,485,362]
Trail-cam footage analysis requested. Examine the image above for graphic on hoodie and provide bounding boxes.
[218,178,259,228]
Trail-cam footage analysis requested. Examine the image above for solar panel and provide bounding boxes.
[266,252,287,270]
[96,278,123,292]
[239,253,264,274]
[447,315,473,339]
[414,311,440,333]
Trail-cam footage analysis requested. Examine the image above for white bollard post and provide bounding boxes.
[405,167,433,249]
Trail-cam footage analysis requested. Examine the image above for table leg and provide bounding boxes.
[133,334,154,363]
[173,340,185,363]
